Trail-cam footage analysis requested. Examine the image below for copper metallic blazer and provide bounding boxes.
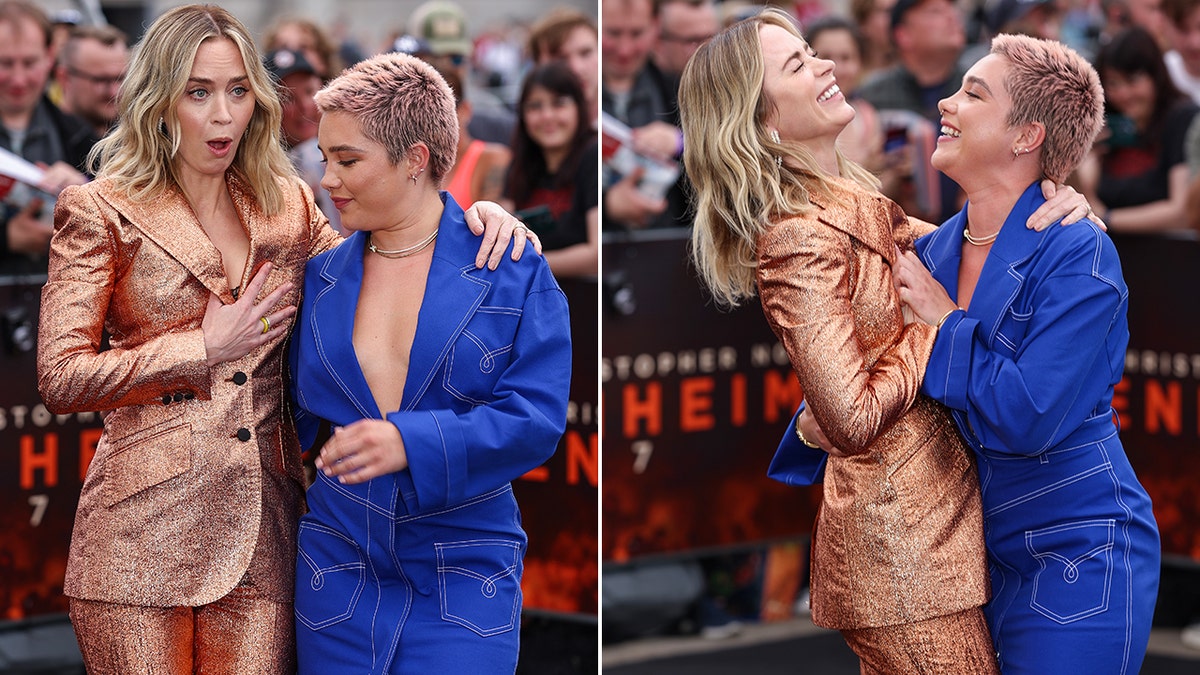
[756,176,989,630]
[37,173,341,607]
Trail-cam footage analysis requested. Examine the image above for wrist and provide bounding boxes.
[935,307,961,331]
[794,416,821,449]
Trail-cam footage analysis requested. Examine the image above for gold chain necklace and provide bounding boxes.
[962,225,998,246]
[367,229,438,258]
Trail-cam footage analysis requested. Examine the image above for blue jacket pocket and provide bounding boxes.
[435,539,523,637]
[295,521,367,630]
[1027,519,1115,624]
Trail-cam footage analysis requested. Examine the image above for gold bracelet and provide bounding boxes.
[935,307,960,331]
[795,419,821,449]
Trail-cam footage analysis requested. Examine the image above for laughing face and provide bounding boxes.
[173,37,256,187]
[931,53,1019,186]
[758,24,855,154]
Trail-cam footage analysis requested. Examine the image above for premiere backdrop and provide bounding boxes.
[601,230,1200,567]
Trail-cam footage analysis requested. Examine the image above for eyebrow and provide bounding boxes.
[965,74,993,96]
[324,144,367,154]
[186,74,249,86]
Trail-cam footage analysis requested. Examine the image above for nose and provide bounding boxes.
[320,166,339,190]
[937,97,953,115]
[211,93,233,125]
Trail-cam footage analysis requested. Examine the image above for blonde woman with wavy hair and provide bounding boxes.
[37,5,533,673]
[88,4,294,213]
[679,9,1095,673]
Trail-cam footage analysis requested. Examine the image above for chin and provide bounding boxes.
[930,147,950,173]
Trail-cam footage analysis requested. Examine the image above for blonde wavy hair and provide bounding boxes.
[679,8,879,308]
[88,4,295,214]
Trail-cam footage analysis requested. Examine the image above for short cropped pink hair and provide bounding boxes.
[313,52,458,186]
[990,34,1103,183]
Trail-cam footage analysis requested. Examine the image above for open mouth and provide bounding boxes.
[940,125,961,138]
[817,84,841,103]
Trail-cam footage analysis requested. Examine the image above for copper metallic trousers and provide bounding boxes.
[841,607,1000,675]
[69,583,294,675]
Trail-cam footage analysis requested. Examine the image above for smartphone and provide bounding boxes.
[884,124,909,154]
[514,204,557,236]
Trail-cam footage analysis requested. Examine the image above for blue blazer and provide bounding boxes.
[290,194,571,513]
[288,194,571,674]
[915,182,1127,456]
[914,182,1158,675]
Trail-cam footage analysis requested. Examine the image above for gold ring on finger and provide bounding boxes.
[260,316,270,334]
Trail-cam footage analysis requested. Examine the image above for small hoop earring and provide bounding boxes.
[410,167,425,184]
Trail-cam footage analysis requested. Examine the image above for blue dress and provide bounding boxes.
[915,183,1159,674]
[288,194,572,674]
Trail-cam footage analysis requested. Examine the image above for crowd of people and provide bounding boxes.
[5,0,1200,670]
[598,0,1200,237]
[0,0,599,281]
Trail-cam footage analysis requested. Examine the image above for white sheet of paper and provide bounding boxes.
[0,146,45,186]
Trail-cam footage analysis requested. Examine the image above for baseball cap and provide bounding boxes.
[408,1,472,56]
[264,49,317,82]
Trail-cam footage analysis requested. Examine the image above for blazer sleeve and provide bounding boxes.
[757,215,937,453]
[37,187,210,413]
[387,278,572,512]
[923,230,1125,454]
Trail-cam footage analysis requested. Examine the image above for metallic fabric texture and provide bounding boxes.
[843,606,1000,674]
[70,583,295,674]
[755,176,990,631]
[37,173,340,610]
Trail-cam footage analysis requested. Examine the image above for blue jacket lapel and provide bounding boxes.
[402,194,490,409]
[918,183,1046,346]
[304,194,490,417]
[965,184,1044,345]
[309,231,379,419]
[917,208,965,303]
